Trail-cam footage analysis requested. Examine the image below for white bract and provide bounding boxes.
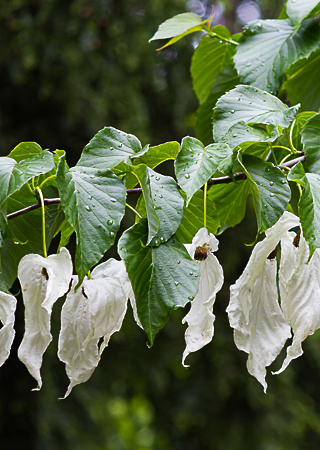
[227,212,299,392]
[17,247,72,390]
[58,258,135,398]
[274,230,320,374]
[183,227,223,366]
[0,291,17,367]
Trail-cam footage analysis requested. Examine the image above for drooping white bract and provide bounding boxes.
[273,230,320,374]
[17,247,72,390]
[182,227,223,366]
[0,291,17,367]
[227,212,299,392]
[58,258,132,398]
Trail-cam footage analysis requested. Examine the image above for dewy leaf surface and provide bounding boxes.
[182,228,223,366]
[0,291,17,367]
[191,29,234,104]
[212,85,298,141]
[8,142,42,162]
[301,112,320,173]
[0,151,54,210]
[234,19,320,93]
[175,137,232,204]
[131,141,180,169]
[240,155,291,233]
[227,212,299,391]
[283,49,320,112]
[118,219,200,345]
[57,155,126,282]
[195,65,239,145]
[78,126,143,170]
[58,260,129,398]
[274,231,320,374]
[286,0,320,27]
[18,247,72,390]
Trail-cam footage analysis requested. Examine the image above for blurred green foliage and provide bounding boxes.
[2,0,320,449]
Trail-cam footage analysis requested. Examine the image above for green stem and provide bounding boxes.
[37,187,47,258]
[203,26,239,45]
[272,145,291,152]
[288,119,297,153]
[26,181,35,195]
[126,203,142,219]
[280,153,295,165]
[204,182,207,229]
[271,147,278,166]
[87,270,91,280]
[39,174,56,191]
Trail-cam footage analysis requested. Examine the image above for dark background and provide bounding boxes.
[2,1,320,449]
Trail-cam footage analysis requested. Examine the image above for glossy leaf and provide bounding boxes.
[175,137,232,204]
[131,141,180,169]
[286,0,320,27]
[176,190,219,243]
[302,112,320,173]
[282,48,320,112]
[147,168,184,245]
[195,65,239,144]
[221,121,280,150]
[56,155,126,282]
[0,151,55,210]
[8,142,42,162]
[78,126,143,170]
[118,220,200,345]
[291,111,317,152]
[191,29,234,104]
[212,85,298,141]
[234,19,320,93]
[240,155,291,233]
[208,180,251,233]
[149,12,203,41]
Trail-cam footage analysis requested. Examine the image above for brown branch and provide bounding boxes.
[7,154,306,220]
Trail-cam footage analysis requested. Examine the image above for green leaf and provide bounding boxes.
[129,164,160,245]
[221,121,280,150]
[118,219,200,345]
[191,29,235,104]
[149,12,203,41]
[136,169,184,245]
[8,142,42,162]
[212,85,298,141]
[175,190,219,243]
[301,112,320,173]
[282,48,320,112]
[291,112,317,151]
[132,141,180,169]
[195,65,240,145]
[0,184,64,289]
[175,137,232,204]
[286,0,320,27]
[288,162,320,256]
[240,155,291,233]
[234,19,320,93]
[56,219,74,252]
[208,180,251,233]
[78,126,143,170]
[0,151,55,211]
[56,155,126,282]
